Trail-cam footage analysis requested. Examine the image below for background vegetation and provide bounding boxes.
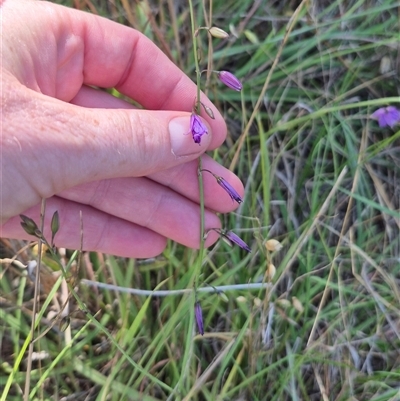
[1,0,400,400]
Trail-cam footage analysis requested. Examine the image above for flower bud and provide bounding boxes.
[208,27,229,39]
[213,228,251,252]
[51,210,60,238]
[215,176,243,204]
[217,71,242,91]
[200,169,243,204]
[194,302,204,336]
[223,230,251,253]
[218,292,229,303]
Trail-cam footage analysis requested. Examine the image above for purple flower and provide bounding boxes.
[223,231,251,253]
[190,113,208,144]
[200,169,244,204]
[371,106,400,128]
[216,176,243,204]
[217,71,242,91]
[195,302,204,335]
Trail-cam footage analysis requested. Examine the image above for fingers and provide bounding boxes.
[0,0,241,255]
[148,154,244,208]
[1,198,168,258]
[57,177,223,247]
[2,0,226,149]
[70,85,137,110]
[70,87,244,209]
[1,189,222,257]
[2,80,217,218]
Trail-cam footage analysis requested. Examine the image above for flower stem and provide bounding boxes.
[188,0,202,114]
[80,279,272,297]
[195,157,205,292]
[188,0,206,295]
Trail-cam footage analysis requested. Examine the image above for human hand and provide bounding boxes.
[0,0,243,257]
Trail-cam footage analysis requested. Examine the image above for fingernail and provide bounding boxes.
[169,116,211,157]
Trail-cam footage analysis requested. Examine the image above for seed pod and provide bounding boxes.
[208,27,229,39]
[266,263,276,279]
[265,239,283,252]
[292,297,304,313]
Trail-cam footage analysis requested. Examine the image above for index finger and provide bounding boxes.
[50,1,227,147]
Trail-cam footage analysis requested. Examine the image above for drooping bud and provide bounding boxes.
[222,230,251,253]
[200,169,244,204]
[208,27,229,39]
[217,71,242,91]
[218,292,229,303]
[194,302,204,336]
[215,176,243,204]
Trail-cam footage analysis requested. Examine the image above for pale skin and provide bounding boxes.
[0,0,244,258]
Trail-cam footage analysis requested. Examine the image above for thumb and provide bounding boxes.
[76,107,212,178]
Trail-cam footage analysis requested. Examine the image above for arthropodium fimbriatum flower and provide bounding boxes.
[189,113,208,144]
[200,169,243,204]
[371,106,400,128]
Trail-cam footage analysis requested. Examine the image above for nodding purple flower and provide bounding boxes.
[194,302,204,336]
[217,71,243,91]
[190,113,208,144]
[216,176,243,204]
[200,169,243,204]
[371,106,400,128]
[222,230,251,253]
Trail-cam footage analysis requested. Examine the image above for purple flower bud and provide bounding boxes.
[217,71,242,91]
[216,176,243,204]
[223,231,251,253]
[371,106,400,128]
[190,113,208,144]
[194,302,204,335]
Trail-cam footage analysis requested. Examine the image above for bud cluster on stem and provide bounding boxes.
[187,2,249,336]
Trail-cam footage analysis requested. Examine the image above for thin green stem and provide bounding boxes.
[23,198,46,401]
[188,0,206,295]
[188,0,202,114]
[80,279,272,296]
[195,157,205,293]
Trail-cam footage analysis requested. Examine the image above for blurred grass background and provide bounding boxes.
[1,0,400,400]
